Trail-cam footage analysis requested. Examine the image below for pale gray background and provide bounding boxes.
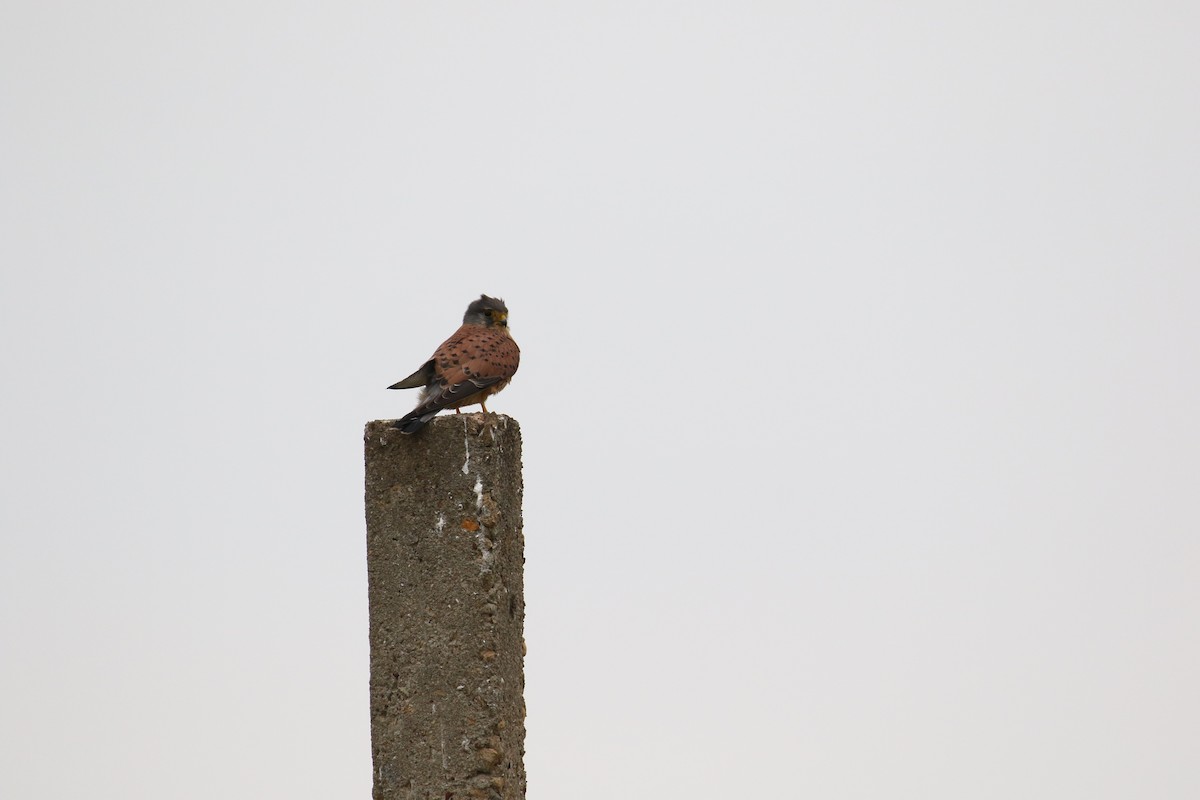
[2,2,1197,798]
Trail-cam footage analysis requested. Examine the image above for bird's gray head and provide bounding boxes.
[463,294,509,327]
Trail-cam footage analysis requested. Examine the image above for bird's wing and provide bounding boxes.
[387,360,435,390]
[414,325,520,414]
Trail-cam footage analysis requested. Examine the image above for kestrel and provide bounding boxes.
[387,295,520,434]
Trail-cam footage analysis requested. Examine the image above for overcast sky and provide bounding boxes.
[2,2,1198,798]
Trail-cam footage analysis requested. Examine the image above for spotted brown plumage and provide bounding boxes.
[388,295,520,434]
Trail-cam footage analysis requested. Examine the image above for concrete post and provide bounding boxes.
[364,414,526,800]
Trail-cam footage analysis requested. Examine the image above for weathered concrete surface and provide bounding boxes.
[364,414,525,800]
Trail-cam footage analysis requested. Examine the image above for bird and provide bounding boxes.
[387,295,520,434]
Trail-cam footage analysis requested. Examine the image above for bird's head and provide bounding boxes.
[463,294,509,328]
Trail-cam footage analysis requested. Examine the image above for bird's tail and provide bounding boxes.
[389,409,437,435]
